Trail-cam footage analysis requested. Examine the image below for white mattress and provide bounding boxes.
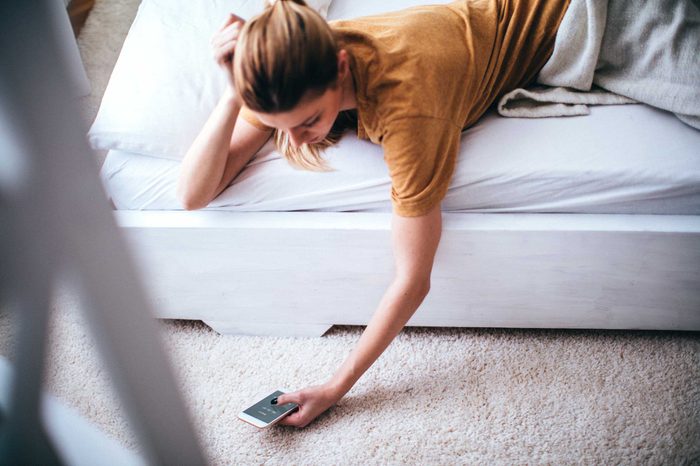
[101,104,700,214]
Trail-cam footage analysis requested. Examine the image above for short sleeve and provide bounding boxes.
[239,105,273,131]
[381,117,462,217]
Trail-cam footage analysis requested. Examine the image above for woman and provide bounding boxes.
[177,0,572,427]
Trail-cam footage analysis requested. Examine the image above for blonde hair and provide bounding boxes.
[233,0,355,171]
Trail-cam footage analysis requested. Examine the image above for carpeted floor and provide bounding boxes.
[1,0,698,464]
[1,280,699,465]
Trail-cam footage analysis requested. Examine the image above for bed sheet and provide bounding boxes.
[100,104,700,214]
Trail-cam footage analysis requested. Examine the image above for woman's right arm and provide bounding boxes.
[176,87,272,210]
[177,12,273,210]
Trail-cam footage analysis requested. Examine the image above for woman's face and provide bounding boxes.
[253,84,343,149]
[250,49,352,149]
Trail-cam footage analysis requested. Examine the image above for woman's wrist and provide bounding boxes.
[223,85,240,106]
[326,372,355,400]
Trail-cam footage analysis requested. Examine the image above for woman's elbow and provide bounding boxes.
[176,183,208,211]
[418,278,431,299]
[410,278,431,303]
[180,197,206,211]
[396,275,431,300]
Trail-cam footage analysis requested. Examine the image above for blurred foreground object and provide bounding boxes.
[0,1,206,465]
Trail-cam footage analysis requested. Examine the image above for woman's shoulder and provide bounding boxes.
[329,2,467,37]
[330,3,470,72]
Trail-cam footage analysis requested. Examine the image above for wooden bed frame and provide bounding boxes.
[115,210,700,336]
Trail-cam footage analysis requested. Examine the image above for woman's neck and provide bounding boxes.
[339,63,357,112]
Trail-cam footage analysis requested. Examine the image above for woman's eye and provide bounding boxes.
[304,117,319,128]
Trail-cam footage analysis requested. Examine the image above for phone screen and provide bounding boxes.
[243,391,298,424]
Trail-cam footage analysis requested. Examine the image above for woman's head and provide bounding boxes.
[233,0,355,171]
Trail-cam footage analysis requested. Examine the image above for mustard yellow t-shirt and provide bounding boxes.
[240,0,571,216]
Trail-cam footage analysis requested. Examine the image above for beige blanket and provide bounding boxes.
[497,0,700,130]
[498,85,636,117]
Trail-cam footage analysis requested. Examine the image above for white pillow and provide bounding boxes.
[87,0,334,161]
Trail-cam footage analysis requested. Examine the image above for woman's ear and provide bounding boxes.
[337,49,349,80]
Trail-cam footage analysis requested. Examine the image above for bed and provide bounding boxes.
[88,0,700,336]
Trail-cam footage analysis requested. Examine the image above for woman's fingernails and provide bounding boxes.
[271,397,278,405]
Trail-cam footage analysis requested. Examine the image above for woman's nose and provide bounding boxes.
[288,128,308,149]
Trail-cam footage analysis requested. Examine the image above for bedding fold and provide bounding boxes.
[497,0,700,129]
[497,85,635,118]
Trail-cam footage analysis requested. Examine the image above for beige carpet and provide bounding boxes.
[2,281,699,465]
[1,0,698,464]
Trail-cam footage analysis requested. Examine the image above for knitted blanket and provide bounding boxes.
[497,0,700,130]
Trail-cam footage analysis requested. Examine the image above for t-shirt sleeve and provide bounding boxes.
[380,117,462,217]
[238,105,273,131]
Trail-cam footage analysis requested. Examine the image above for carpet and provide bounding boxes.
[1,0,698,464]
[1,279,699,465]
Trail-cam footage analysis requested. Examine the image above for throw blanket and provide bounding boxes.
[498,85,635,117]
[497,0,700,130]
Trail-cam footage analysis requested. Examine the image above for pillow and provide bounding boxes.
[87,0,334,161]
[326,0,452,20]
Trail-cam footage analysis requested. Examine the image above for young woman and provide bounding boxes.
[177,0,572,428]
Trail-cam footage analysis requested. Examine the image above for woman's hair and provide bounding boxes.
[233,0,356,171]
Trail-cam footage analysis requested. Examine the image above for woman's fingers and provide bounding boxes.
[218,13,234,29]
[211,25,241,62]
[213,40,237,65]
[275,391,303,406]
[210,14,244,86]
[277,405,305,427]
[210,19,243,72]
[212,41,236,65]
[211,21,242,46]
[275,391,306,427]
[275,385,338,429]
[217,12,241,31]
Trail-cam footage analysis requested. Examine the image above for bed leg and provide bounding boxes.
[202,320,333,337]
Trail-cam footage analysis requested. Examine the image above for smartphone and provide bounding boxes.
[238,389,299,429]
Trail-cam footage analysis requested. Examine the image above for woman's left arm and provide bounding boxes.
[277,203,442,428]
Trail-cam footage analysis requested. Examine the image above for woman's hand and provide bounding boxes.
[275,383,344,428]
[210,13,245,88]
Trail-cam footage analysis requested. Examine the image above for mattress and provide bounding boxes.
[100,104,700,214]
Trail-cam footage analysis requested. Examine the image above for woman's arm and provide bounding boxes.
[176,88,240,210]
[177,13,273,210]
[176,88,272,210]
[277,203,443,427]
[330,204,442,394]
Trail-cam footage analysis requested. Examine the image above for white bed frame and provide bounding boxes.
[116,210,700,336]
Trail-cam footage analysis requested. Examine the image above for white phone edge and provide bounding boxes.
[237,388,296,429]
